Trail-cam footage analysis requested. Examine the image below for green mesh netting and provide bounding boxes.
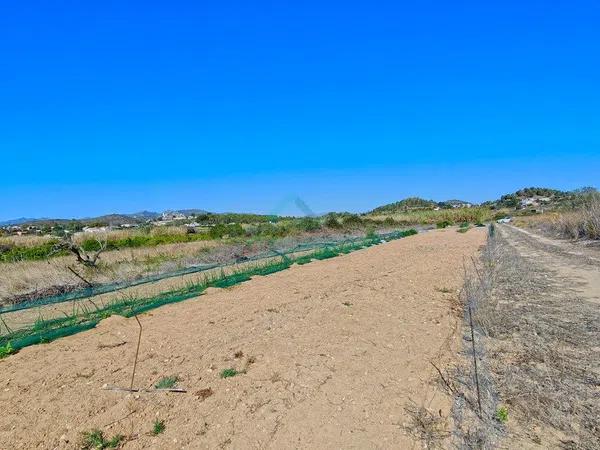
[0,229,418,354]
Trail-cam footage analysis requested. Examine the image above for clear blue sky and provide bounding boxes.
[1,1,599,220]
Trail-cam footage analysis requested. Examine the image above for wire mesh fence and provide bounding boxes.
[0,229,417,355]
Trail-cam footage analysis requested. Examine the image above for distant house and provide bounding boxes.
[161,211,186,221]
[447,201,473,209]
[83,226,110,233]
[520,196,552,208]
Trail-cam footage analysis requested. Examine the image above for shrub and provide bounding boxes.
[324,215,342,229]
[295,217,321,232]
[383,217,396,226]
[209,223,245,239]
[342,214,363,228]
[0,342,14,359]
[436,221,451,229]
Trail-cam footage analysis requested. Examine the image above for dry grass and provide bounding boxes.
[369,207,494,226]
[70,225,196,244]
[516,193,600,241]
[0,234,56,247]
[0,231,352,306]
[403,400,450,449]
[451,225,600,448]
[0,240,219,304]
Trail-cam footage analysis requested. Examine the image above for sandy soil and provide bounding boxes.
[0,228,485,449]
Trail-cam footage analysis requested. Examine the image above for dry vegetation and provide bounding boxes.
[450,225,600,448]
[0,229,366,306]
[0,240,218,304]
[515,193,600,241]
[368,206,494,226]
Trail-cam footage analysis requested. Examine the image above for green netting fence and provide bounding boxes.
[0,229,417,356]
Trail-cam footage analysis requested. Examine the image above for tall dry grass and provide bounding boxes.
[369,207,494,225]
[0,240,218,304]
[0,234,56,247]
[524,193,600,240]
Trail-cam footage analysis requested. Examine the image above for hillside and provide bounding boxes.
[369,197,438,214]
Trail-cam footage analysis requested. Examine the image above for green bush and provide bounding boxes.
[0,342,14,359]
[0,240,63,262]
[436,221,451,229]
[324,215,342,229]
[342,214,363,228]
[208,223,245,239]
[295,217,321,232]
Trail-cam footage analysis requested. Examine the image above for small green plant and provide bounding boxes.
[436,287,452,294]
[220,368,242,378]
[457,226,470,233]
[342,301,352,306]
[495,406,508,423]
[0,342,14,359]
[81,429,124,449]
[152,419,166,435]
[155,376,179,389]
[436,220,452,229]
[459,222,470,228]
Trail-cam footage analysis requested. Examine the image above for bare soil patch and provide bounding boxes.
[0,228,484,449]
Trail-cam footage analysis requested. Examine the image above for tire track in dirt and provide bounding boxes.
[502,225,600,304]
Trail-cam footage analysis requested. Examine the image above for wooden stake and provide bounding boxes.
[130,315,143,391]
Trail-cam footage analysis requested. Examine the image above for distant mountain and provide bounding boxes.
[127,211,161,220]
[175,209,209,216]
[0,208,210,228]
[0,217,41,227]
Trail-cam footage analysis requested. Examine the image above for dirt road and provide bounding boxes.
[0,228,485,449]
[488,225,600,448]
[501,225,600,304]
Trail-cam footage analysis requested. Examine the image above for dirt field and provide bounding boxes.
[0,228,485,449]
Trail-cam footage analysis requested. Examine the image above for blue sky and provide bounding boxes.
[1,1,599,219]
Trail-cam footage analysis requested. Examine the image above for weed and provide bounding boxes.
[220,368,242,378]
[81,429,124,449]
[457,226,470,233]
[342,301,352,306]
[0,342,14,358]
[437,221,452,229]
[152,420,166,435]
[155,376,179,389]
[436,287,452,294]
[495,406,508,423]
